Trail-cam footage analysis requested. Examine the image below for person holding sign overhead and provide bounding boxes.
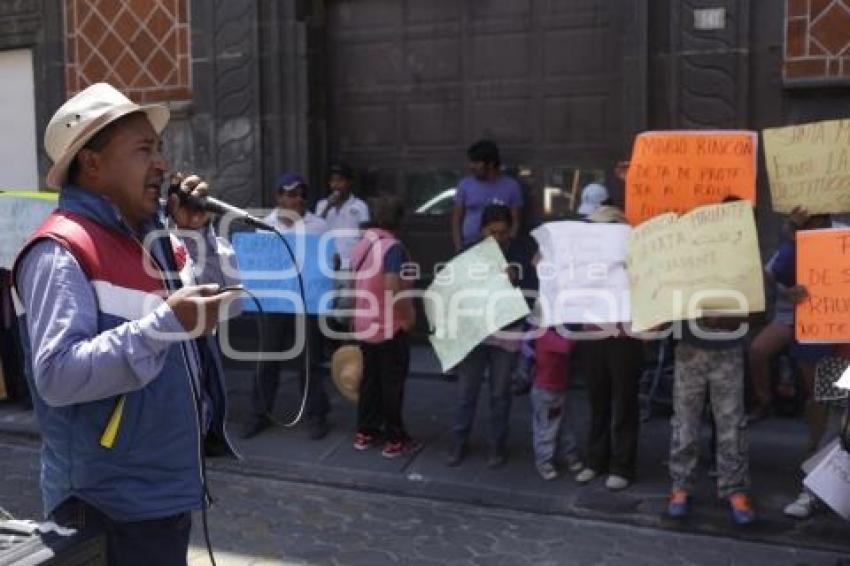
[242,173,331,441]
[571,204,645,491]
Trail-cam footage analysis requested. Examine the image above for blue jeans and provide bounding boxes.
[453,344,516,451]
[51,497,191,565]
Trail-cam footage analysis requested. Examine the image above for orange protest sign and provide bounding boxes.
[625,131,757,226]
[796,228,850,343]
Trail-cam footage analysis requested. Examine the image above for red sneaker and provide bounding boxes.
[353,432,376,451]
[381,439,423,459]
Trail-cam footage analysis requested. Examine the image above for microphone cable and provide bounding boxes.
[197,229,310,566]
[251,227,312,429]
[196,286,265,566]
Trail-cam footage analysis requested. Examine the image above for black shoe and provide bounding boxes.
[747,404,771,424]
[241,418,271,440]
[512,381,531,396]
[204,434,228,457]
[445,444,466,467]
[308,418,329,440]
[486,449,508,469]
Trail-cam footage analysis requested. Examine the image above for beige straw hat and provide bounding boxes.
[331,345,363,403]
[44,82,169,189]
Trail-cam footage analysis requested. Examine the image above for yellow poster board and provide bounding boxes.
[763,119,850,214]
[625,131,757,226]
[795,228,850,343]
[627,200,765,332]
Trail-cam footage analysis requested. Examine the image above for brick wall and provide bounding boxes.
[785,0,850,84]
[64,0,191,102]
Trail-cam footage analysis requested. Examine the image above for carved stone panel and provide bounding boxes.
[669,0,750,129]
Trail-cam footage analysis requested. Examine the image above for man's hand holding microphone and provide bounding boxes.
[163,172,242,337]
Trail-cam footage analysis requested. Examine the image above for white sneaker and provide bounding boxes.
[605,474,630,491]
[567,460,585,474]
[783,491,817,519]
[575,468,598,484]
[537,462,558,481]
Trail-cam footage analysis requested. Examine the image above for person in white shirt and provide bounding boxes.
[245,172,331,441]
[264,172,328,235]
[315,163,369,269]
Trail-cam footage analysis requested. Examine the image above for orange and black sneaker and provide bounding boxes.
[729,492,756,525]
[667,489,690,518]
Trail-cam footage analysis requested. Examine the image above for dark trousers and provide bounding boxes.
[51,498,191,566]
[452,344,515,451]
[582,337,644,479]
[249,313,329,422]
[357,331,410,443]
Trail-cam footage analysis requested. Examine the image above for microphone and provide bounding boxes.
[172,188,274,231]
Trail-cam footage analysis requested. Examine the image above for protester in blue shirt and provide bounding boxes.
[452,140,523,251]
[767,207,842,520]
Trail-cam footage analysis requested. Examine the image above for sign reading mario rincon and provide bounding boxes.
[625,130,757,226]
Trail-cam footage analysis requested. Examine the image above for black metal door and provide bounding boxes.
[325,0,645,274]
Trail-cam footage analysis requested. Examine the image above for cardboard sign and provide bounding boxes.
[0,191,58,268]
[424,238,530,372]
[625,131,757,226]
[627,200,765,332]
[231,231,336,315]
[795,228,850,343]
[804,443,850,521]
[763,119,850,214]
[531,221,632,325]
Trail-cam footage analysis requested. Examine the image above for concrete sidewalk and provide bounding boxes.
[1,344,848,555]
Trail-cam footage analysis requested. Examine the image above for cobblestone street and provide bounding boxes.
[1,435,847,566]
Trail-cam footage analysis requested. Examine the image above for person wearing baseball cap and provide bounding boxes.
[316,162,370,269]
[243,172,331,441]
[577,182,610,217]
[12,83,240,564]
[262,172,327,234]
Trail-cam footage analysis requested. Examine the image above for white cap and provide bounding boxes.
[577,183,609,216]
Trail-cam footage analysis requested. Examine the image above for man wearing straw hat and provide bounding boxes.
[11,83,240,564]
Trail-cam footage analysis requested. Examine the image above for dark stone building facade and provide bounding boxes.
[1,0,849,265]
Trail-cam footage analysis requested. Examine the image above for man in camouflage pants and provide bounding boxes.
[666,318,755,524]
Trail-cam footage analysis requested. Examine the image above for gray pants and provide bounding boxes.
[531,386,580,467]
[453,344,516,451]
[669,343,749,498]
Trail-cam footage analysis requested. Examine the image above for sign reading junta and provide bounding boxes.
[763,119,850,214]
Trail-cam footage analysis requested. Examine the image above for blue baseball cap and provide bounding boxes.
[275,172,307,193]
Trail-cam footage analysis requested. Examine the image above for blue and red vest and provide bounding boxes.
[12,186,233,521]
